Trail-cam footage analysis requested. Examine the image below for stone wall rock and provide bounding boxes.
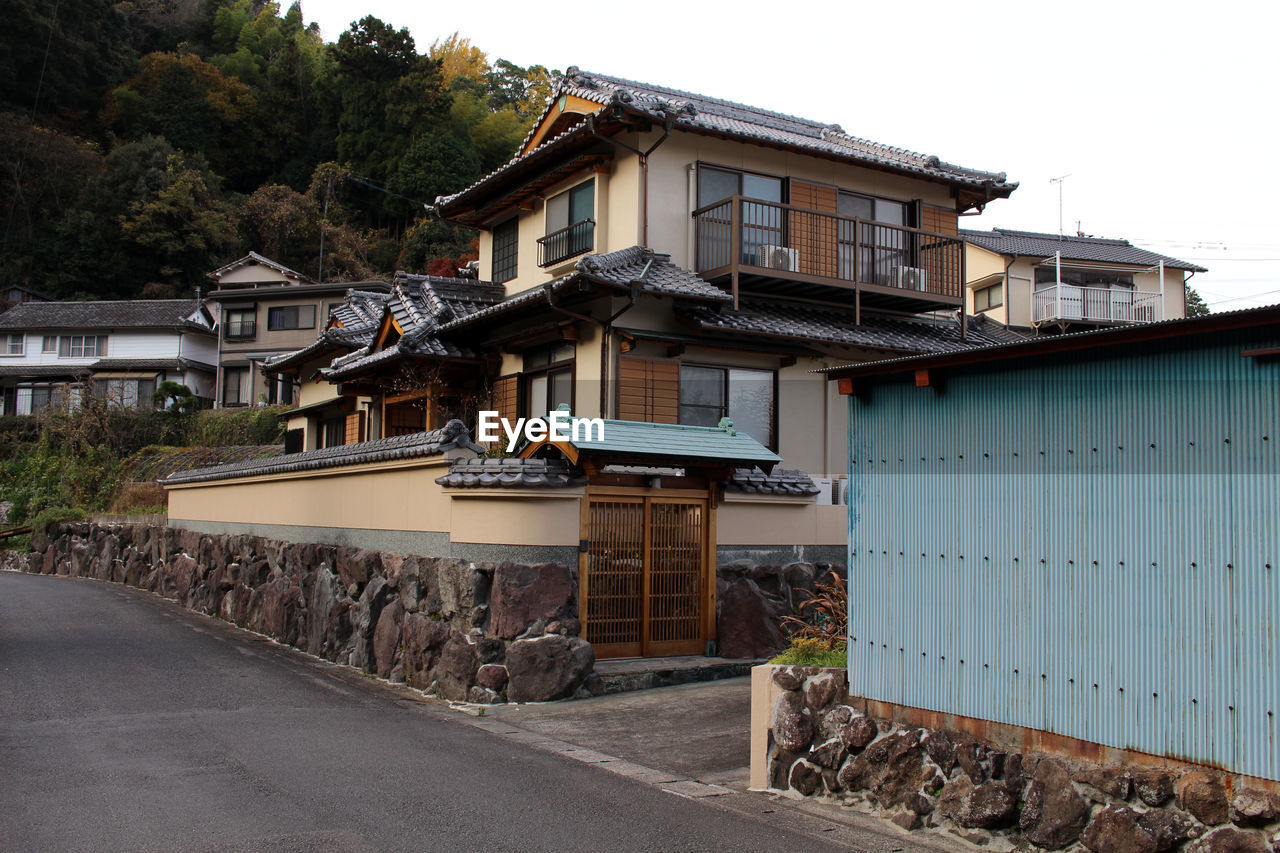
[7,522,594,707]
[761,664,1278,853]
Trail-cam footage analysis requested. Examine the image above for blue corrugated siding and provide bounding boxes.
[846,335,1279,781]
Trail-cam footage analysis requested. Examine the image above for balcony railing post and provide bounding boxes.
[730,195,741,309]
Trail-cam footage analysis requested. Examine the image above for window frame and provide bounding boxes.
[695,163,786,208]
[42,335,57,353]
[221,366,249,407]
[223,307,257,339]
[491,217,519,284]
[677,361,778,450]
[59,334,106,359]
[266,304,316,332]
[3,333,23,356]
[974,282,1004,312]
[521,342,576,419]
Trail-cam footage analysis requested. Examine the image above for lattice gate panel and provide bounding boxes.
[646,501,704,652]
[583,499,644,654]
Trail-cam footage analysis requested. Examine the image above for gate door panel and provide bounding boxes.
[582,492,709,658]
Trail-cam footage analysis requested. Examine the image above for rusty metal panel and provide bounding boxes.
[846,333,1280,781]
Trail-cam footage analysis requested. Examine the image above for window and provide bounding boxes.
[678,364,775,447]
[836,191,913,285]
[1034,268,1135,289]
[267,305,316,331]
[492,218,519,284]
[696,165,785,267]
[224,307,256,339]
[91,378,156,409]
[266,375,295,405]
[42,335,57,353]
[522,342,575,419]
[540,180,594,265]
[974,283,1003,312]
[58,335,106,358]
[321,417,345,448]
[3,333,22,355]
[222,367,249,406]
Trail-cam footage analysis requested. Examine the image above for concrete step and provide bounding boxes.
[584,655,762,697]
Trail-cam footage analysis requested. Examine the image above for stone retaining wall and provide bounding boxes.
[762,665,1280,853]
[3,522,595,704]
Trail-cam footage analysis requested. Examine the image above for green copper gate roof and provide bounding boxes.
[557,418,781,470]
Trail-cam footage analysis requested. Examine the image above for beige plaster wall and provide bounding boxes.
[446,491,585,546]
[718,495,846,547]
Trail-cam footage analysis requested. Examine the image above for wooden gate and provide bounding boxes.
[579,488,714,658]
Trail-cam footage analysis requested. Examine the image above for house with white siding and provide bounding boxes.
[0,299,217,415]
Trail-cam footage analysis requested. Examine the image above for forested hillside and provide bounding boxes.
[1,0,556,298]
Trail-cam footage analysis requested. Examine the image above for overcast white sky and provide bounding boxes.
[305,0,1280,310]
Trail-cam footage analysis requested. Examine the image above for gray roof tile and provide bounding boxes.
[678,299,1028,354]
[435,456,587,489]
[162,420,483,485]
[961,228,1207,272]
[0,299,207,331]
[726,467,820,496]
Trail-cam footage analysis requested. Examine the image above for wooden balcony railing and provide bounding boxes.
[1033,284,1163,325]
[538,218,595,267]
[692,195,964,301]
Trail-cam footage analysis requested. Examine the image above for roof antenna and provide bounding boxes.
[1049,174,1071,237]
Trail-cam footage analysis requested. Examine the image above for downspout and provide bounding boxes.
[588,113,673,248]
[1004,253,1018,328]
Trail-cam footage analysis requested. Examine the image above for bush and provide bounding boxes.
[30,504,84,538]
[771,637,848,667]
[180,406,289,446]
[780,569,848,649]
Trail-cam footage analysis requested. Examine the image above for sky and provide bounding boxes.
[303,0,1280,311]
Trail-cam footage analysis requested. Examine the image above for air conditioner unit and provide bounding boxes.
[896,266,928,291]
[813,477,835,506]
[758,245,799,272]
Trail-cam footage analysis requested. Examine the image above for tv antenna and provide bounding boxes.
[1049,174,1071,236]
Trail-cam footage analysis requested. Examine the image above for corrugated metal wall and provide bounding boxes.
[846,334,1279,781]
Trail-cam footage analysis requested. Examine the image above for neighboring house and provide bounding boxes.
[0,285,49,313]
[824,305,1280,784]
[0,299,217,415]
[205,251,390,408]
[962,228,1207,331]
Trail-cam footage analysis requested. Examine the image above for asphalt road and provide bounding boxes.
[0,572,875,853]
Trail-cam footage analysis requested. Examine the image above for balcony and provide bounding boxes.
[538,219,595,267]
[692,195,964,311]
[1033,285,1163,326]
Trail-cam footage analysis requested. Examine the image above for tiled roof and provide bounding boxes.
[435,457,587,489]
[677,299,1028,354]
[726,467,820,496]
[0,364,86,377]
[207,251,313,283]
[560,69,1014,190]
[436,247,729,334]
[162,421,483,485]
[439,69,1015,213]
[961,228,1207,272]
[90,357,216,373]
[0,299,205,331]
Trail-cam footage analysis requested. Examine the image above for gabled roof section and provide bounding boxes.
[677,299,1028,354]
[961,228,1207,273]
[436,247,729,334]
[0,299,209,332]
[438,68,1016,222]
[206,251,314,284]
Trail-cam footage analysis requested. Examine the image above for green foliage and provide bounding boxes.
[30,505,86,538]
[1185,286,1211,317]
[771,638,848,667]
[152,381,199,415]
[178,406,289,447]
[0,3,554,294]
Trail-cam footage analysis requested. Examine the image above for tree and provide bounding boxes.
[153,380,199,415]
[117,152,240,285]
[241,183,315,264]
[1185,286,1210,317]
[102,51,261,189]
[429,33,487,87]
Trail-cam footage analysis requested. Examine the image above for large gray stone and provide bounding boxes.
[771,691,812,753]
[717,578,780,660]
[1230,789,1280,827]
[1179,773,1231,827]
[939,776,1018,829]
[837,730,928,809]
[1082,806,1158,853]
[1019,759,1090,850]
[400,612,449,688]
[504,634,594,702]
[488,562,576,640]
[372,600,405,678]
[1134,769,1176,807]
[1138,808,1201,852]
[1190,827,1271,853]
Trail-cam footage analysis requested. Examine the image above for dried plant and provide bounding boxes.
[780,569,848,649]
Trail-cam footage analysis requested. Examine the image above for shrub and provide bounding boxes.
[780,569,849,649]
[30,504,84,537]
[771,637,848,667]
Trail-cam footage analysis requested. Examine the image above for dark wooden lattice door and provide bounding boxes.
[582,492,710,658]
